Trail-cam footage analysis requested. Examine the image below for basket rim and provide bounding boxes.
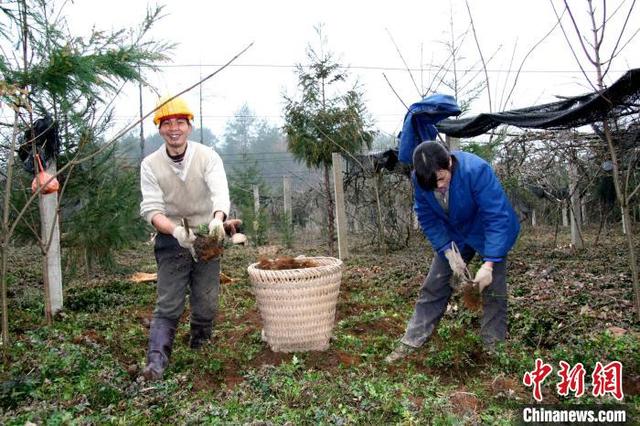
[247,256,343,274]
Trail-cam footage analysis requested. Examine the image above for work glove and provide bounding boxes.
[172,225,197,259]
[208,218,225,241]
[443,242,468,279]
[473,263,493,293]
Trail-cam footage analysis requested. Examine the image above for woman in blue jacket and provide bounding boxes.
[386,141,520,363]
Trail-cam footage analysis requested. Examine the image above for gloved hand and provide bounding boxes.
[473,263,493,292]
[208,218,225,241]
[172,225,196,248]
[172,226,197,260]
[443,244,467,279]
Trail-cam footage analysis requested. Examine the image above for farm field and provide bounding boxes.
[0,228,638,424]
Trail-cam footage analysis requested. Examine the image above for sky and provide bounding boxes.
[59,0,640,141]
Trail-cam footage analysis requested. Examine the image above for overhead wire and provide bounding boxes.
[152,63,620,74]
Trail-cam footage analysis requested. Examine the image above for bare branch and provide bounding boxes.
[424,54,455,96]
[603,0,637,77]
[605,0,629,23]
[385,28,421,98]
[497,39,518,112]
[550,0,599,93]
[563,0,598,64]
[588,1,604,55]
[601,0,608,39]
[424,27,471,97]
[1,110,19,351]
[502,8,565,110]
[420,42,424,95]
[607,26,640,65]
[382,73,409,111]
[465,0,492,112]
[627,180,640,203]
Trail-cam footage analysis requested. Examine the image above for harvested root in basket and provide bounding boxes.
[257,256,318,270]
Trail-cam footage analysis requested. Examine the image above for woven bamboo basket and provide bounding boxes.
[247,257,343,353]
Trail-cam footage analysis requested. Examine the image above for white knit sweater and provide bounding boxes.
[139,141,230,228]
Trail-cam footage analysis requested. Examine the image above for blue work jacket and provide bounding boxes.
[413,151,520,261]
[398,94,461,165]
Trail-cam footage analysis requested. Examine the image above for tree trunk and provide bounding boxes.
[0,245,9,361]
[562,203,569,227]
[602,121,640,320]
[1,113,20,358]
[569,161,584,249]
[324,164,335,256]
[621,204,640,318]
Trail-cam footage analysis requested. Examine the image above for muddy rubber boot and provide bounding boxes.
[189,322,212,350]
[142,318,177,381]
[384,342,417,364]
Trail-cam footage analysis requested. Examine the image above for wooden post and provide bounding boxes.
[331,153,348,260]
[252,185,260,236]
[445,135,460,151]
[39,161,63,319]
[531,209,537,227]
[283,175,291,225]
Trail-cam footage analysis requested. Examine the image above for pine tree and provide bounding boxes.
[283,25,374,254]
[1,1,169,271]
[0,0,171,342]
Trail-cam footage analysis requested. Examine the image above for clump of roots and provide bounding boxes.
[461,281,482,311]
[257,256,318,270]
[194,236,223,261]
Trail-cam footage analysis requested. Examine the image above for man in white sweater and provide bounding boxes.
[139,96,230,380]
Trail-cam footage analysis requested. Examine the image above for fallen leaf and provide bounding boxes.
[607,326,627,337]
[129,272,157,283]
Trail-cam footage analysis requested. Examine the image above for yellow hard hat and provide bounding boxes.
[153,96,194,125]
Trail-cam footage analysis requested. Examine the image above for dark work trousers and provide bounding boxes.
[401,245,508,348]
[153,233,220,329]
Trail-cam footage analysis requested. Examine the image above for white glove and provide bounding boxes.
[172,226,197,259]
[444,246,467,279]
[208,218,225,241]
[473,264,493,292]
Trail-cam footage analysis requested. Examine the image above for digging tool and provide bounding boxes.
[181,218,198,261]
